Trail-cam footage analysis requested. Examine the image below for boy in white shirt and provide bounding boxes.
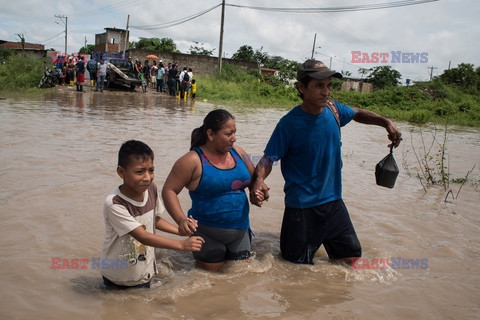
[101,140,204,288]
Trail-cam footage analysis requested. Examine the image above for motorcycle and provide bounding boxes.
[38,67,62,88]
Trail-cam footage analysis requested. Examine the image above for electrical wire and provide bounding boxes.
[226,0,439,13]
[40,31,65,44]
[129,0,439,31]
[72,0,149,17]
[130,4,222,30]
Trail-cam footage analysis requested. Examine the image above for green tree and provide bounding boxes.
[132,37,179,53]
[358,67,369,79]
[263,56,298,83]
[189,41,214,56]
[253,47,269,67]
[439,63,479,91]
[232,45,255,61]
[79,44,95,55]
[367,66,401,90]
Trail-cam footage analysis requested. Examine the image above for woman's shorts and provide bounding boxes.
[280,199,362,264]
[193,224,251,263]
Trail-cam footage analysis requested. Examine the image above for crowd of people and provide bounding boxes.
[127,57,196,98]
[100,59,403,289]
[52,55,197,98]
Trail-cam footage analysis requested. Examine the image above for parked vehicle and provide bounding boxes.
[106,63,141,91]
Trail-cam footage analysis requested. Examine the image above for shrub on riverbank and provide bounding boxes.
[0,49,45,93]
[197,63,300,106]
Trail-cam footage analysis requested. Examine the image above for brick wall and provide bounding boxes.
[0,41,44,50]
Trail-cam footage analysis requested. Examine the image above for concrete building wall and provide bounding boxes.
[95,28,129,53]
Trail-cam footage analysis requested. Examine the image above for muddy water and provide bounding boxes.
[0,89,479,319]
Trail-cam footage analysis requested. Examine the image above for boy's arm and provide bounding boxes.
[129,225,204,252]
[155,216,180,235]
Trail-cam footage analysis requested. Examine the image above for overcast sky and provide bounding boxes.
[1,0,479,81]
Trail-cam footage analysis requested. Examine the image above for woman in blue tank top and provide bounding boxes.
[162,109,265,271]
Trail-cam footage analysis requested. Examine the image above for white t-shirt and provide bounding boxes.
[101,183,164,286]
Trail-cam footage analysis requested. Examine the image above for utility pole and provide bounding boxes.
[123,14,130,60]
[311,33,317,59]
[427,66,437,81]
[329,56,336,69]
[84,36,87,50]
[218,0,225,74]
[55,15,68,56]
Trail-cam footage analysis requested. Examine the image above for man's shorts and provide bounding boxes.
[280,199,361,264]
[193,224,251,263]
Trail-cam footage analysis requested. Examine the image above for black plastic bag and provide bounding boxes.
[375,145,399,188]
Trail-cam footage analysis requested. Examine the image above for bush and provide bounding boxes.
[0,51,46,92]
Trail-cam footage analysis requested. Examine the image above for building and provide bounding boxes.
[341,77,373,93]
[0,40,45,51]
[260,67,279,77]
[0,40,47,60]
[94,28,129,53]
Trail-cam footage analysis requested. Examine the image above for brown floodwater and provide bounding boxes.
[0,88,479,319]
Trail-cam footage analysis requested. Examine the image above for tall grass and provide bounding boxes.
[0,49,46,94]
[197,63,300,106]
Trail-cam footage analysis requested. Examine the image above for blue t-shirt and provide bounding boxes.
[188,147,251,229]
[264,101,355,208]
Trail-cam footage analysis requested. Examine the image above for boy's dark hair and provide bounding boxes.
[118,140,154,168]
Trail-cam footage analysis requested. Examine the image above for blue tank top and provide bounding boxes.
[188,147,251,229]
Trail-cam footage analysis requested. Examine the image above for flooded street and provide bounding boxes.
[0,88,479,319]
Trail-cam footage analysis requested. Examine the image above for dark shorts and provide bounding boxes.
[193,224,252,263]
[280,199,361,264]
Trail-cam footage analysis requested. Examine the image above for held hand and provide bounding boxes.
[178,215,198,236]
[182,236,205,252]
[250,182,270,207]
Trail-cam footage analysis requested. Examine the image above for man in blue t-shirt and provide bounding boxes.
[251,59,403,265]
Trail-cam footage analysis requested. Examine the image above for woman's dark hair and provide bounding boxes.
[190,109,234,150]
[118,140,154,168]
[296,76,313,100]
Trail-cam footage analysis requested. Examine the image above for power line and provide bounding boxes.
[130,4,221,30]
[226,0,439,13]
[129,0,439,31]
[71,0,149,17]
[40,31,65,44]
